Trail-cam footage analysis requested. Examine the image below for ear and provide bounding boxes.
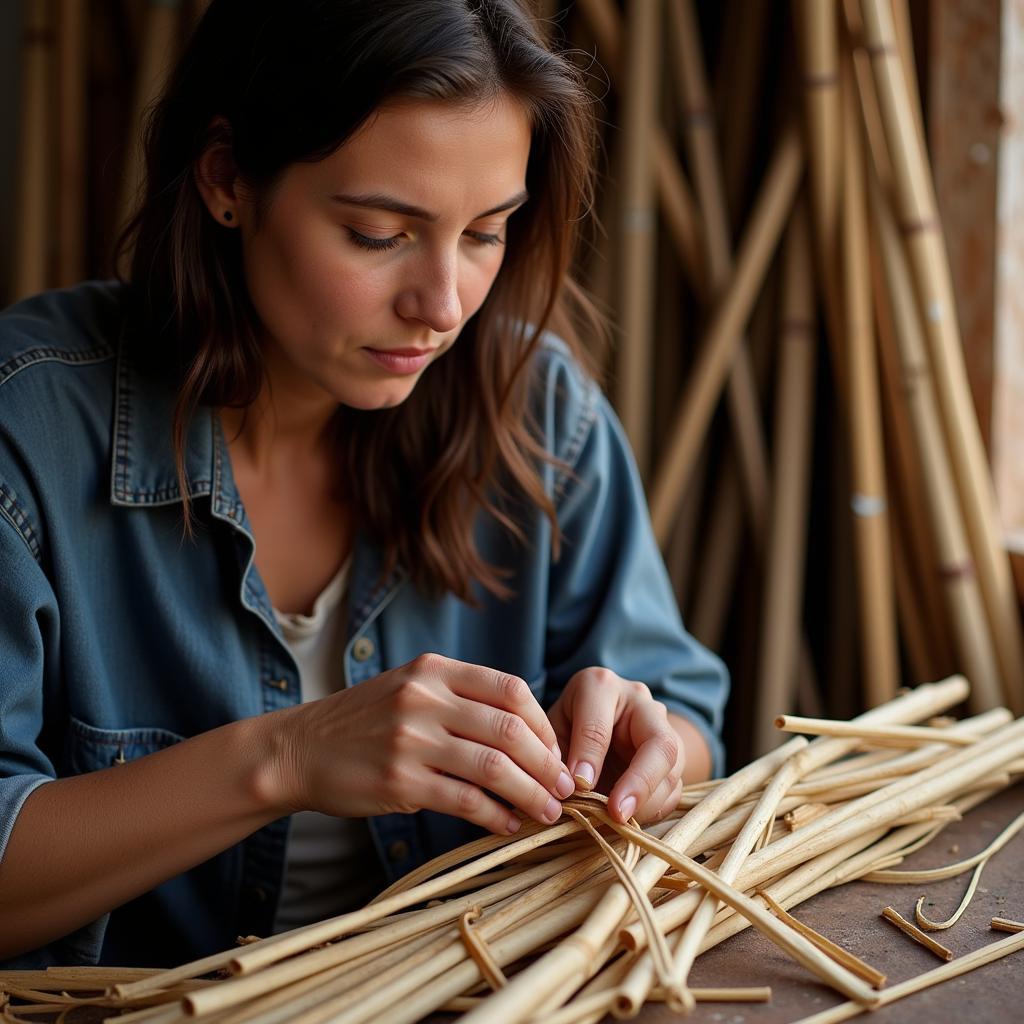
[194,124,243,227]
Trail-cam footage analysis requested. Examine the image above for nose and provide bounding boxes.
[394,249,463,334]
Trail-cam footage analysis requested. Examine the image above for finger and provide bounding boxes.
[562,669,621,793]
[421,771,524,836]
[429,737,565,826]
[633,772,681,824]
[607,704,680,823]
[435,656,559,753]
[447,695,575,799]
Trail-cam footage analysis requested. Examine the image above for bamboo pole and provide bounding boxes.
[859,0,1024,714]
[55,0,87,287]
[650,122,804,542]
[775,716,978,747]
[864,160,1004,710]
[13,0,54,300]
[668,0,770,530]
[575,0,705,296]
[611,0,661,474]
[793,0,845,373]
[840,54,899,706]
[118,0,183,233]
[754,204,817,753]
[714,0,771,223]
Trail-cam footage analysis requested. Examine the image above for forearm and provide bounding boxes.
[0,714,287,959]
[668,711,713,784]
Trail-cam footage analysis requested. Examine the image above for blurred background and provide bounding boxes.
[3,0,1024,768]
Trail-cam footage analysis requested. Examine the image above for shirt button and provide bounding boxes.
[268,677,289,691]
[387,839,410,862]
[353,637,375,662]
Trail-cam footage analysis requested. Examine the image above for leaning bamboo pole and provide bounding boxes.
[668,0,770,532]
[118,0,183,233]
[650,122,804,543]
[13,0,54,301]
[574,0,706,298]
[55,0,87,287]
[872,233,955,681]
[715,0,772,223]
[755,204,817,753]
[840,54,900,707]
[793,0,845,374]
[866,156,1003,711]
[859,0,1024,714]
[611,0,661,475]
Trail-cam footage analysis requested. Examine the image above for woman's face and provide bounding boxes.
[235,94,532,413]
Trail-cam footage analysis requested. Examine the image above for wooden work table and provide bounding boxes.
[623,781,1024,1023]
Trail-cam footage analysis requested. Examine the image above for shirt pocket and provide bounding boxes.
[66,716,185,774]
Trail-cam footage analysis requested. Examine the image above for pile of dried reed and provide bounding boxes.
[4,675,1022,1023]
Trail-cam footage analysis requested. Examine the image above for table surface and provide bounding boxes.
[428,781,1023,1024]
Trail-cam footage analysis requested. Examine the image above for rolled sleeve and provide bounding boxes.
[0,492,106,966]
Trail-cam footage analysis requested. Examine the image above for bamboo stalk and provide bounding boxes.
[864,151,1004,710]
[870,197,954,680]
[55,0,87,287]
[755,204,817,752]
[793,0,845,373]
[611,0,661,473]
[775,716,979,747]
[13,0,54,300]
[859,0,1024,714]
[650,123,804,542]
[575,0,705,293]
[668,0,770,535]
[118,1,183,233]
[841,53,899,706]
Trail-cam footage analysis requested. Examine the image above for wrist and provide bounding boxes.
[236,709,304,816]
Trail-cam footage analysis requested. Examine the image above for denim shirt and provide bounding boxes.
[0,282,727,967]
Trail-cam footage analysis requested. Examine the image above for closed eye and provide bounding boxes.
[464,230,504,247]
[347,228,401,252]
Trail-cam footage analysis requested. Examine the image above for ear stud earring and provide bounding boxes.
[224,210,234,222]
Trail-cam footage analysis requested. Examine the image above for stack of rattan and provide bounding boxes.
[555,0,1024,753]
[3,676,1023,1023]
[9,1,1024,756]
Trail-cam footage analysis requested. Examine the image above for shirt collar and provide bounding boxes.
[108,335,239,514]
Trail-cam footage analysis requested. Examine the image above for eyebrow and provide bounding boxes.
[328,189,529,222]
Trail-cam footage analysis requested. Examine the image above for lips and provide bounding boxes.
[362,346,439,375]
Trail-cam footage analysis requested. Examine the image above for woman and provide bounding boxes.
[0,0,727,967]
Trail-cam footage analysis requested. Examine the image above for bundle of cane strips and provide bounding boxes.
[4,676,1024,1024]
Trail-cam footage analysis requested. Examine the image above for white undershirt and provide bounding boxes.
[271,559,385,932]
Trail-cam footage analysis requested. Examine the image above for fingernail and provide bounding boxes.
[544,797,562,823]
[573,762,595,791]
[506,816,522,834]
[618,795,637,820]
[555,771,575,798]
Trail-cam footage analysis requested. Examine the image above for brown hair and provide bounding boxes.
[119,0,602,601]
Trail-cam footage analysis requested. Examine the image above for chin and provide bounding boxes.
[340,384,418,411]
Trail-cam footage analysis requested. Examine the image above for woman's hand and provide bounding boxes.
[547,668,699,824]
[272,653,575,835]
